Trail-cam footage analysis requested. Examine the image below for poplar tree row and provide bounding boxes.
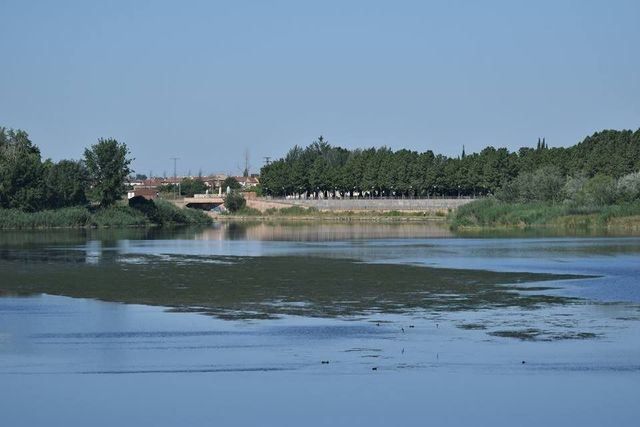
[260,130,640,198]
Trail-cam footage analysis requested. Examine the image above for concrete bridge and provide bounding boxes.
[172,196,225,210]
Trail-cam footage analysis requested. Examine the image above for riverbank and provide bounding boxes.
[217,199,640,234]
[217,205,450,223]
[451,198,640,231]
[0,199,211,229]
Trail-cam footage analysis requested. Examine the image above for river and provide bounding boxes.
[1,222,639,426]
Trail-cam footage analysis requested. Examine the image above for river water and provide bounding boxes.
[1,222,639,426]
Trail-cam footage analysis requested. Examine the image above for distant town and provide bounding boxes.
[127,174,260,200]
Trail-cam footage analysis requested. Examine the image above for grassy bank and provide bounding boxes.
[451,198,640,230]
[0,199,212,229]
[221,205,449,222]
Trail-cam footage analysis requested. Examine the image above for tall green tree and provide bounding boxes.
[180,177,208,197]
[0,128,46,211]
[222,176,242,191]
[84,138,133,207]
[44,159,89,208]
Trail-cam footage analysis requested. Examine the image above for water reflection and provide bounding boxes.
[1,222,639,332]
[199,221,454,241]
[2,223,640,427]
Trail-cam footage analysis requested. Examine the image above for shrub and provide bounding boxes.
[129,196,159,222]
[562,174,588,204]
[616,172,640,202]
[153,199,212,225]
[582,174,616,206]
[231,207,262,216]
[496,166,565,203]
[224,191,246,212]
[180,207,213,225]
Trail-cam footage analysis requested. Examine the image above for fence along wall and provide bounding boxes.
[254,198,475,212]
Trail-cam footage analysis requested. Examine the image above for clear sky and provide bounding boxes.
[1,0,638,177]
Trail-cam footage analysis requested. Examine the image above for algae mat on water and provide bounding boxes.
[0,254,586,320]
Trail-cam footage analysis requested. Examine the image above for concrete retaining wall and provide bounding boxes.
[249,197,475,212]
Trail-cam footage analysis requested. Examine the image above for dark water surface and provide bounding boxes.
[1,223,639,426]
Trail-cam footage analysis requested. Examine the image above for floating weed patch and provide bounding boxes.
[458,323,488,330]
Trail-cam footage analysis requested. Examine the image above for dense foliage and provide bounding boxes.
[1,128,133,211]
[451,198,640,229]
[0,126,211,228]
[0,128,47,211]
[159,178,209,197]
[260,131,640,198]
[44,159,89,208]
[179,178,208,197]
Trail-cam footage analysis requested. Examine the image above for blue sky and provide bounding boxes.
[1,0,638,176]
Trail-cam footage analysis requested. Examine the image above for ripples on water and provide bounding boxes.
[1,223,640,426]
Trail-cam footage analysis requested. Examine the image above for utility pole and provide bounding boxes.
[170,157,179,198]
[243,148,251,177]
[263,156,271,166]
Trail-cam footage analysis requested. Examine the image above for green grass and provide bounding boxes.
[451,198,640,229]
[92,206,151,227]
[225,206,264,216]
[0,199,213,229]
[0,207,93,229]
[249,206,319,216]
[224,206,320,217]
[224,206,445,220]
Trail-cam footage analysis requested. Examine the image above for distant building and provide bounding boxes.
[233,176,260,188]
[127,188,158,200]
[203,174,228,190]
[129,177,165,189]
[127,173,257,193]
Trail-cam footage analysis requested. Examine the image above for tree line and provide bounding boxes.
[0,127,131,211]
[260,130,640,198]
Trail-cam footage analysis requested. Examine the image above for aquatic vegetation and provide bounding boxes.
[489,329,598,341]
[0,253,582,320]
